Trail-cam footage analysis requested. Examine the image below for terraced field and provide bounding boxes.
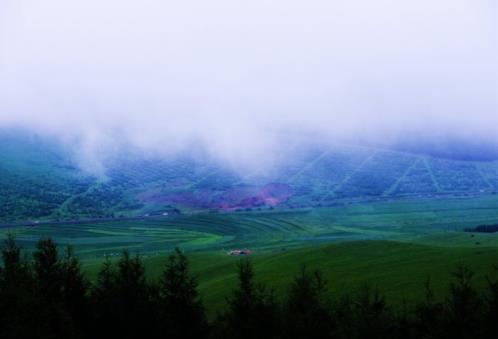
[1,212,309,258]
[3,130,498,318]
[2,130,498,223]
[4,194,498,260]
[53,148,498,218]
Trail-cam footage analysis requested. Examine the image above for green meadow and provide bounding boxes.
[3,195,498,315]
[4,195,498,258]
[82,240,498,318]
[2,132,498,315]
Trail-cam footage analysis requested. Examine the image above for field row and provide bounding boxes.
[4,134,498,221]
[4,195,498,258]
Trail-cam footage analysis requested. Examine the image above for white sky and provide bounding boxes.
[0,0,496,172]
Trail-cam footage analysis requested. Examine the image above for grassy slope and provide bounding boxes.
[3,129,498,223]
[6,194,498,259]
[84,240,498,318]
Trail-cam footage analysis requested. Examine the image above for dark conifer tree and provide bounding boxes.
[353,284,394,339]
[32,238,75,338]
[158,248,208,338]
[61,246,91,337]
[414,278,444,339]
[0,234,35,339]
[91,256,118,339]
[394,299,416,339]
[93,250,155,339]
[34,238,63,302]
[6,233,498,339]
[334,294,356,339]
[283,265,334,339]
[483,269,498,338]
[214,259,279,339]
[443,265,483,339]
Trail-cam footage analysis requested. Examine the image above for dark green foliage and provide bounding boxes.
[283,265,334,339]
[33,238,63,303]
[32,238,76,338]
[3,236,498,339]
[91,257,117,338]
[0,234,34,339]
[214,259,280,339]
[442,265,483,339]
[351,284,394,339]
[92,250,155,339]
[413,278,444,339]
[465,223,498,233]
[483,268,498,338]
[158,248,208,338]
[61,247,90,335]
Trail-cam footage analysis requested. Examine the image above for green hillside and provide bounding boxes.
[2,129,498,223]
[4,194,498,259]
[3,129,498,317]
[80,240,498,317]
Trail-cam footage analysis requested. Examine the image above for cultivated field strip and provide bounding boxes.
[4,134,498,222]
[4,195,498,258]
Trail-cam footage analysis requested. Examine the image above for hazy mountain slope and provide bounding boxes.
[0,130,94,221]
[1,130,498,223]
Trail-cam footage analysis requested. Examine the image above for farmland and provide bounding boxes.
[5,204,498,317]
[2,130,498,317]
[124,240,498,318]
[4,195,498,259]
[2,130,498,224]
[2,129,498,258]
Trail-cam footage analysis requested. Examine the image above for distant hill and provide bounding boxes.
[389,134,498,161]
[1,129,498,223]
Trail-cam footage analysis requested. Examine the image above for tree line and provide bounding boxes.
[465,224,498,233]
[1,235,498,339]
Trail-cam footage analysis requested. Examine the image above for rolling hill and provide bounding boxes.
[2,128,498,317]
[2,128,498,224]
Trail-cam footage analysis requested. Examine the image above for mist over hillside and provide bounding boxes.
[1,3,498,338]
[0,0,496,176]
[1,128,497,223]
[385,135,498,162]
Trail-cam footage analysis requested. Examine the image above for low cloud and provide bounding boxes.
[0,0,496,174]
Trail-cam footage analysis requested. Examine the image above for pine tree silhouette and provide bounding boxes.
[216,259,279,339]
[91,256,118,339]
[283,265,334,339]
[32,238,76,338]
[414,278,444,339]
[353,283,394,339]
[61,246,91,337]
[116,250,155,339]
[0,234,35,339]
[483,267,498,338]
[444,265,483,339]
[158,248,208,338]
[3,234,498,339]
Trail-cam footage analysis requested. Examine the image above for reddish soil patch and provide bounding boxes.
[137,183,293,211]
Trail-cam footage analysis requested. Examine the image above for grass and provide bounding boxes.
[2,196,498,318]
[3,131,498,319]
[4,194,498,258]
[81,240,498,318]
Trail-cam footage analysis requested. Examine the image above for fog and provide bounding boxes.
[0,0,496,173]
